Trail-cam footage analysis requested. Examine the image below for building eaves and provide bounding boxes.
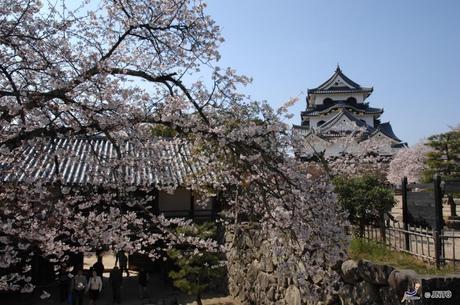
[0,137,208,187]
[301,101,383,116]
[373,122,402,142]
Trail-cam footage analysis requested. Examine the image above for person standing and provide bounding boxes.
[138,267,149,299]
[92,256,104,278]
[58,264,71,303]
[71,269,87,305]
[86,270,102,305]
[109,266,123,304]
[117,251,129,277]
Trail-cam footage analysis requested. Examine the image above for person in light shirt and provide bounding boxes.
[86,270,103,305]
[71,269,86,305]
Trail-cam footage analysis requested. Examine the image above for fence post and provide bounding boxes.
[433,175,443,267]
[380,216,386,242]
[434,230,441,269]
[401,177,410,251]
[448,195,457,217]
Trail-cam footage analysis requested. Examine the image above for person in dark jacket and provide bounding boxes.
[58,264,71,303]
[138,267,149,299]
[110,266,123,304]
[116,251,129,277]
[92,256,104,278]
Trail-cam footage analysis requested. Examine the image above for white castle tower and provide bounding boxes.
[293,66,406,158]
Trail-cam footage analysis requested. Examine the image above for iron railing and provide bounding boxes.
[361,220,460,271]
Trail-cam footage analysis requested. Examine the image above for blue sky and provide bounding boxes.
[205,0,460,145]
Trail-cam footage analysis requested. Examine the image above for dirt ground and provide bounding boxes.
[1,252,241,305]
[186,297,242,305]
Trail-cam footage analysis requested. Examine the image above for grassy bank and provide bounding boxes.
[349,238,454,275]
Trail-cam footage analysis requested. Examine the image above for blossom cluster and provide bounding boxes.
[387,142,431,185]
[0,1,349,301]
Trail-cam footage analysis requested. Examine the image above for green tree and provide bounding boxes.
[151,124,178,137]
[333,174,396,237]
[423,128,460,182]
[167,223,225,305]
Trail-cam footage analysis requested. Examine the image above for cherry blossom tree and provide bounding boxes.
[294,125,392,179]
[0,0,348,301]
[387,142,431,185]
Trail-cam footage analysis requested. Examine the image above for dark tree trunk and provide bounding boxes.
[379,213,386,242]
[196,292,203,305]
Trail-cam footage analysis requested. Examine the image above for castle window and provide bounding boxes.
[346,97,357,104]
[323,98,333,106]
[302,120,310,128]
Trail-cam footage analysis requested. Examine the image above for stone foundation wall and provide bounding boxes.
[225,224,337,305]
[226,224,460,305]
[338,259,460,305]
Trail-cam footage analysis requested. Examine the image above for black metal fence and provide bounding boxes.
[362,220,460,270]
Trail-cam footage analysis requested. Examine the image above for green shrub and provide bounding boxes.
[333,174,396,237]
[167,222,226,305]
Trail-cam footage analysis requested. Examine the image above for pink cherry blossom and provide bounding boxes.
[0,1,351,302]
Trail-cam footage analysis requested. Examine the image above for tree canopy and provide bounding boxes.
[333,174,396,236]
[0,0,347,300]
[387,142,431,185]
[422,127,460,182]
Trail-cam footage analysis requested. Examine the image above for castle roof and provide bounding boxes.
[317,109,370,132]
[294,110,404,144]
[307,66,373,96]
[301,100,383,117]
[294,67,405,157]
[372,122,402,142]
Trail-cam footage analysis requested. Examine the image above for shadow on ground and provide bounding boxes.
[1,272,238,305]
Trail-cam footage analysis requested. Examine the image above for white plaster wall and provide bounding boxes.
[310,113,337,128]
[363,115,374,127]
[310,92,366,106]
[298,134,327,156]
[324,116,360,131]
[300,134,402,158]
[300,139,359,157]
[360,133,400,155]
[324,142,349,157]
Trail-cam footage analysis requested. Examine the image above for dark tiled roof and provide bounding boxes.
[374,122,402,142]
[391,142,408,148]
[292,124,310,130]
[295,110,404,144]
[308,66,373,94]
[308,87,373,94]
[318,109,372,132]
[301,101,383,116]
[0,137,203,187]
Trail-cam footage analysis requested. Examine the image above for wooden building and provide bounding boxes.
[0,136,218,218]
[0,136,220,284]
